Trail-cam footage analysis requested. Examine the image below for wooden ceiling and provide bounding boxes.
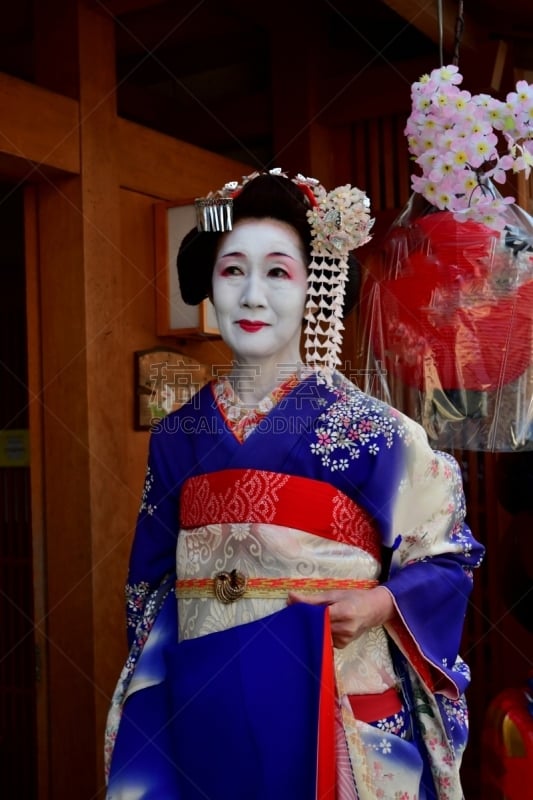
[1,0,532,167]
[110,0,533,166]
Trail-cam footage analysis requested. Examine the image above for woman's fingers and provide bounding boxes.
[286,587,395,649]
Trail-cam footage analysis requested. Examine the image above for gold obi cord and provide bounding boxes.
[176,571,379,604]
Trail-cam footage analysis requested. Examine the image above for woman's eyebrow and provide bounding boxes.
[268,251,297,259]
[217,250,245,258]
[217,250,297,260]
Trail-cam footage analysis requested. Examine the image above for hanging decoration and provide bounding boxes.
[404,64,533,229]
[359,61,533,451]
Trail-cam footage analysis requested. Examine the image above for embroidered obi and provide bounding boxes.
[176,468,398,696]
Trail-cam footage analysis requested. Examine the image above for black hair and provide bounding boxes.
[177,172,361,317]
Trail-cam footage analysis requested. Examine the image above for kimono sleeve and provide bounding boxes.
[382,418,484,699]
[125,428,181,648]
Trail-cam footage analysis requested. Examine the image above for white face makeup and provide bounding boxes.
[212,219,308,374]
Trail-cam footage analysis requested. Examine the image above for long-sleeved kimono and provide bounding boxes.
[105,371,484,800]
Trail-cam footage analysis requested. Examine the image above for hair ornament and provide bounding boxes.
[195,196,234,232]
[194,169,374,383]
[303,181,373,380]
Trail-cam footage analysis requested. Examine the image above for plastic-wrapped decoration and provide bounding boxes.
[359,192,533,451]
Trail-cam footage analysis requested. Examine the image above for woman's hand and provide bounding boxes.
[287,586,395,649]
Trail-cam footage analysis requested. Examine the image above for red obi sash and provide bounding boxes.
[180,468,381,561]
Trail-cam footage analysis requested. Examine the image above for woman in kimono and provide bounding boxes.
[105,170,484,800]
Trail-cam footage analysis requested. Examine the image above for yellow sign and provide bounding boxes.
[0,429,30,467]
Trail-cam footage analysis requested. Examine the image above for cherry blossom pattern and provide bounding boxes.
[139,465,157,515]
[310,382,412,470]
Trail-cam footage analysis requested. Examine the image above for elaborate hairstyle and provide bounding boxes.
[177,169,373,380]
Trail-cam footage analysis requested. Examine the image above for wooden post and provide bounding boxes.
[270,1,333,182]
[33,1,124,796]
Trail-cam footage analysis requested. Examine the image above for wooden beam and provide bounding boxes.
[270,4,333,180]
[117,117,253,199]
[491,40,509,91]
[0,73,80,175]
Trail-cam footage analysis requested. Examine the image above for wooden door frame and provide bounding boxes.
[24,184,50,799]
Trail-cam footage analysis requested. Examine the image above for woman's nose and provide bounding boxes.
[240,273,266,307]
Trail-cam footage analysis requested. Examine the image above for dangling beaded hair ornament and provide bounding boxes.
[195,168,374,383]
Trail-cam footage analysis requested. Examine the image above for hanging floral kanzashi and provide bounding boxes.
[404,65,533,230]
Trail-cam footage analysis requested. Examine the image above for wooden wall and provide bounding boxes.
[10,3,240,798]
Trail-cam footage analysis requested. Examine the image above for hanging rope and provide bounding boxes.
[437,0,465,67]
[436,0,444,66]
[452,0,465,66]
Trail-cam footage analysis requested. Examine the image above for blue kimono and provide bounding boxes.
[105,372,484,800]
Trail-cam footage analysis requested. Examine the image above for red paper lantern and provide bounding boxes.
[366,212,533,392]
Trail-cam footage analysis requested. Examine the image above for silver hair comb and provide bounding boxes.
[195,197,234,232]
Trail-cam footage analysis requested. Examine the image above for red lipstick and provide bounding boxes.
[236,320,268,332]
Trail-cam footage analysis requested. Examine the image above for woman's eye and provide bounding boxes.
[220,265,242,276]
[268,266,289,278]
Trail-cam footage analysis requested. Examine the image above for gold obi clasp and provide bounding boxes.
[213,569,248,604]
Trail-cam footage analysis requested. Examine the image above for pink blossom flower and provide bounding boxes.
[317,430,331,446]
[405,65,533,227]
